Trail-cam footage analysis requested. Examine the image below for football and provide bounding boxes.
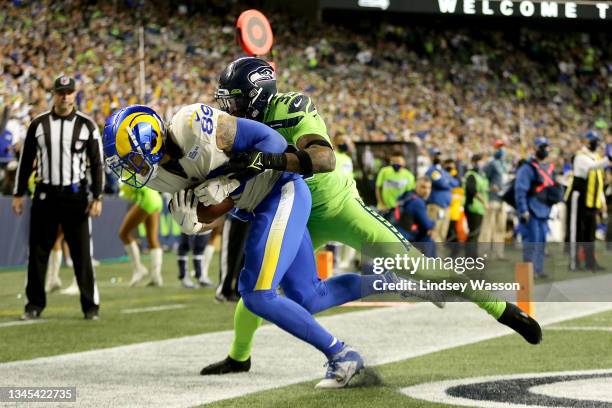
[197,197,234,224]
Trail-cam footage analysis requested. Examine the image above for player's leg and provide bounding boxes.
[119,204,150,286]
[280,227,397,314]
[177,233,195,288]
[238,178,349,357]
[316,197,541,344]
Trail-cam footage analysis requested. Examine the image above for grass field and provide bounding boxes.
[206,309,612,407]
[1,249,612,407]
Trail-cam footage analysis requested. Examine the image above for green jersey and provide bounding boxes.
[335,151,354,180]
[263,92,357,220]
[376,166,415,208]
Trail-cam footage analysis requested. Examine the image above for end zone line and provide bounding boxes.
[120,304,185,314]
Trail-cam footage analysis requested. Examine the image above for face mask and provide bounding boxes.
[588,140,600,151]
[392,164,402,172]
[494,149,504,159]
[338,143,349,152]
[432,158,441,165]
[535,148,548,160]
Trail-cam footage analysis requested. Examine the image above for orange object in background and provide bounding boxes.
[456,211,468,242]
[236,9,274,56]
[515,262,535,317]
[316,251,333,280]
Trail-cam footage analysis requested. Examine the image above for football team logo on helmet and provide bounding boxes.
[247,66,275,86]
[102,105,165,189]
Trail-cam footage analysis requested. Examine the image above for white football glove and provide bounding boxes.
[170,190,203,235]
[193,176,240,206]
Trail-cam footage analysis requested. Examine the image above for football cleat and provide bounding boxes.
[20,310,41,321]
[200,356,251,375]
[84,309,99,320]
[497,302,542,345]
[214,292,240,303]
[315,345,364,389]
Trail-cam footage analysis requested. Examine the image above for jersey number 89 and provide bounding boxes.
[195,104,214,135]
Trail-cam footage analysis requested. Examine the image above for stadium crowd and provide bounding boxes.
[0,1,610,261]
[1,1,609,157]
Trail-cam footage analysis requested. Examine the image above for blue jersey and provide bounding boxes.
[426,165,459,208]
[399,192,435,242]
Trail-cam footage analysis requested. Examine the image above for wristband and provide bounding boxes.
[262,152,288,171]
[293,150,313,176]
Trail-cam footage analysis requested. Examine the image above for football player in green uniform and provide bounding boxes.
[201,57,541,376]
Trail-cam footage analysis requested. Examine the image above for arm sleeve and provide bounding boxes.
[430,170,449,190]
[232,117,288,154]
[87,124,104,199]
[13,119,38,196]
[449,175,460,188]
[414,200,435,230]
[514,165,531,215]
[291,112,329,146]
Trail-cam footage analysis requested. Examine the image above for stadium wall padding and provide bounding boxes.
[0,196,130,267]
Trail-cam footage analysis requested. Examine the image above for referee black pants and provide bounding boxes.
[217,216,250,299]
[26,189,99,315]
[567,190,598,270]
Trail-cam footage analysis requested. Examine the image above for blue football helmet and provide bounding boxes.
[103,105,165,188]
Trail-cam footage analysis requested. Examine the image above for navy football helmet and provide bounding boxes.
[215,57,277,122]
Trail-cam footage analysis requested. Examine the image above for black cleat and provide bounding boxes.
[497,303,542,345]
[200,356,251,375]
[84,309,99,320]
[20,310,41,321]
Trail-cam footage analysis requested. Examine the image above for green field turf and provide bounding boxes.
[204,309,612,408]
[0,252,357,363]
[1,245,610,364]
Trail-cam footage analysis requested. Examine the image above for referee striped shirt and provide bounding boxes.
[14,108,103,198]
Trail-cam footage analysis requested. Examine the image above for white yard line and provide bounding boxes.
[1,302,611,408]
[0,320,46,329]
[120,304,185,314]
[547,325,612,332]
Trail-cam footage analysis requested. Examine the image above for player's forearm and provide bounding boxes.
[285,146,336,174]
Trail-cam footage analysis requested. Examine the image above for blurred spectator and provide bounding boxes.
[426,153,459,242]
[480,140,509,259]
[463,154,488,259]
[515,138,563,279]
[375,152,415,219]
[565,131,610,271]
[397,176,435,257]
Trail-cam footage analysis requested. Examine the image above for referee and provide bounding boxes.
[11,75,104,320]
